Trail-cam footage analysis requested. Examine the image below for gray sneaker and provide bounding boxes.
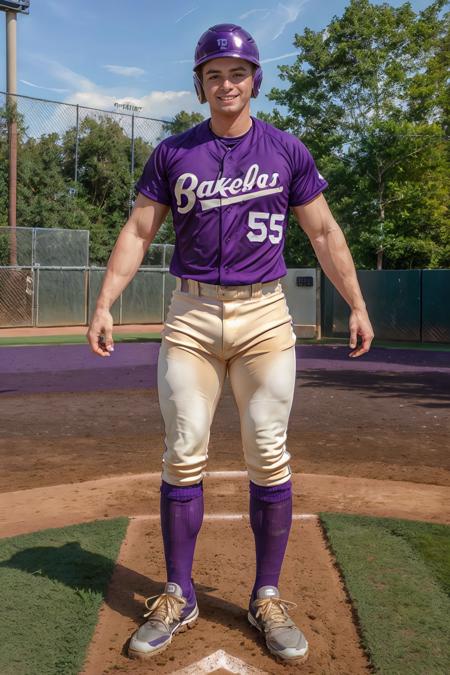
[128,582,198,659]
[248,586,309,662]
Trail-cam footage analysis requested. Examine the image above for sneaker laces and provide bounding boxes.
[253,596,297,630]
[143,592,186,629]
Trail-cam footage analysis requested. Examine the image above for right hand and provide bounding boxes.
[87,308,114,357]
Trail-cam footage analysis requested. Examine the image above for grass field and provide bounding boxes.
[0,518,128,675]
[0,333,449,350]
[320,513,450,675]
[0,514,449,674]
[0,333,162,347]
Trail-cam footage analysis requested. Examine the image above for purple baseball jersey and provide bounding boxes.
[136,117,328,285]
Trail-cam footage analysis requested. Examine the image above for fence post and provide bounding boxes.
[315,267,322,340]
[74,104,80,185]
[6,14,17,263]
[129,112,135,217]
[419,268,423,343]
[35,265,40,327]
[31,266,36,326]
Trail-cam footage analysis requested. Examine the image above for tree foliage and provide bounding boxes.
[2,1,448,271]
[0,108,207,261]
[260,0,449,269]
[0,109,154,264]
[162,110,204,137]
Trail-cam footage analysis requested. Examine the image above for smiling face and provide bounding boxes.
[200,57,254,117]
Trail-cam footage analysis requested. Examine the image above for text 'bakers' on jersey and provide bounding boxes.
[135,117,328,286]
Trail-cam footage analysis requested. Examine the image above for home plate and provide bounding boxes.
[171,649,268,674]
[81,517,370,674]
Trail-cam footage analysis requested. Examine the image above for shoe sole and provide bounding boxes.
[128,606,199,660]
[247,611,309,664]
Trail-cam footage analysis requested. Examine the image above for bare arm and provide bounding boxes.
[292,194,374,357]
[87,193,170,357]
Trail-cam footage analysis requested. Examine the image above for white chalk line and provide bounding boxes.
[132,513,318,521]
[171,648,268,675]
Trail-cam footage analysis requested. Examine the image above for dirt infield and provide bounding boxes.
[1,472,448,539]
[81,516,370,675]
[0,344,449,493]
[0,342,449,673]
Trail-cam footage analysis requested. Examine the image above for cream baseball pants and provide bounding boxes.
[157,277,297,487]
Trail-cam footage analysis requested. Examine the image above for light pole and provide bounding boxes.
[1,1,30,264]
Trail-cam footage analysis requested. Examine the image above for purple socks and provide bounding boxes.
[249,479,293,599]
[160,478,292,604]
[160,480,204,603]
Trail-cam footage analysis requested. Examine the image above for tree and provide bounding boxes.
[61,116,153,263]
[162,110,204,137]
[261,0,449,269]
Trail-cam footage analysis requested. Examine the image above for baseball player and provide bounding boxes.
[87,23,374,664]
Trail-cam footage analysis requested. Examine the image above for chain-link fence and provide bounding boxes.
[0,226,174,328]
[1,91,171,181]
[0,92,174,260]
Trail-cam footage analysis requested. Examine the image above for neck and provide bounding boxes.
[209,107,252,137]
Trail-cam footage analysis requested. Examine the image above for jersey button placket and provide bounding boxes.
[219,152,232,283]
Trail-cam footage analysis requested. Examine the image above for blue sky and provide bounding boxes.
[0,0,432,120]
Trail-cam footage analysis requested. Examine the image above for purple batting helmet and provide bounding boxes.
[193,23,263,104]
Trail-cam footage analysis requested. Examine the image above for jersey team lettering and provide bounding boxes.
[175,163,282,214]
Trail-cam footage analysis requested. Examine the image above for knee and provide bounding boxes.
[246,454,292,487]
[162,450,208,486]
[164,403,211,455]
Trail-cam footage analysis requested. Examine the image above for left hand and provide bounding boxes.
[348,308,374,358]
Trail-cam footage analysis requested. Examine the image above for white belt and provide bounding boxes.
[176,277,281,299]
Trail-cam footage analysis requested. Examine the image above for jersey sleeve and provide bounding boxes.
[135,142,171,206]
[289,138,328,207]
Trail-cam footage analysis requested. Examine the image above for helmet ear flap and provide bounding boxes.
[252,66,263,98]
[193,71,206,104]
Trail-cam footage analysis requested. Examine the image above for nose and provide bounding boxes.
[219,77,233,90]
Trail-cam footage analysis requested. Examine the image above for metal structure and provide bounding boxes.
[2,1,30,261]
[0,226,175,328]
[0,226,321,332]
[0,91,171,179]
[0,2,30,12]
[321,269,450,343]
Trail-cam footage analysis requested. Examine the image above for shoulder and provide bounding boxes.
[254,117,311,166]
[254,117,305,150]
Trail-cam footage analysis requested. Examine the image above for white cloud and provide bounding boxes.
[20,79,69,93]
[68,89,200,119]
[103,65,146,77]
[245,1,309,44]
[44,60,96,92]
[260,51,299,64]
[33,57,202,120]
[239,8,270,20]
[175,7,199,23]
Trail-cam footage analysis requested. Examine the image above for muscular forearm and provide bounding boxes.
[94,195,169,312]
[311,226,366,311]
[95,222,152,310]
